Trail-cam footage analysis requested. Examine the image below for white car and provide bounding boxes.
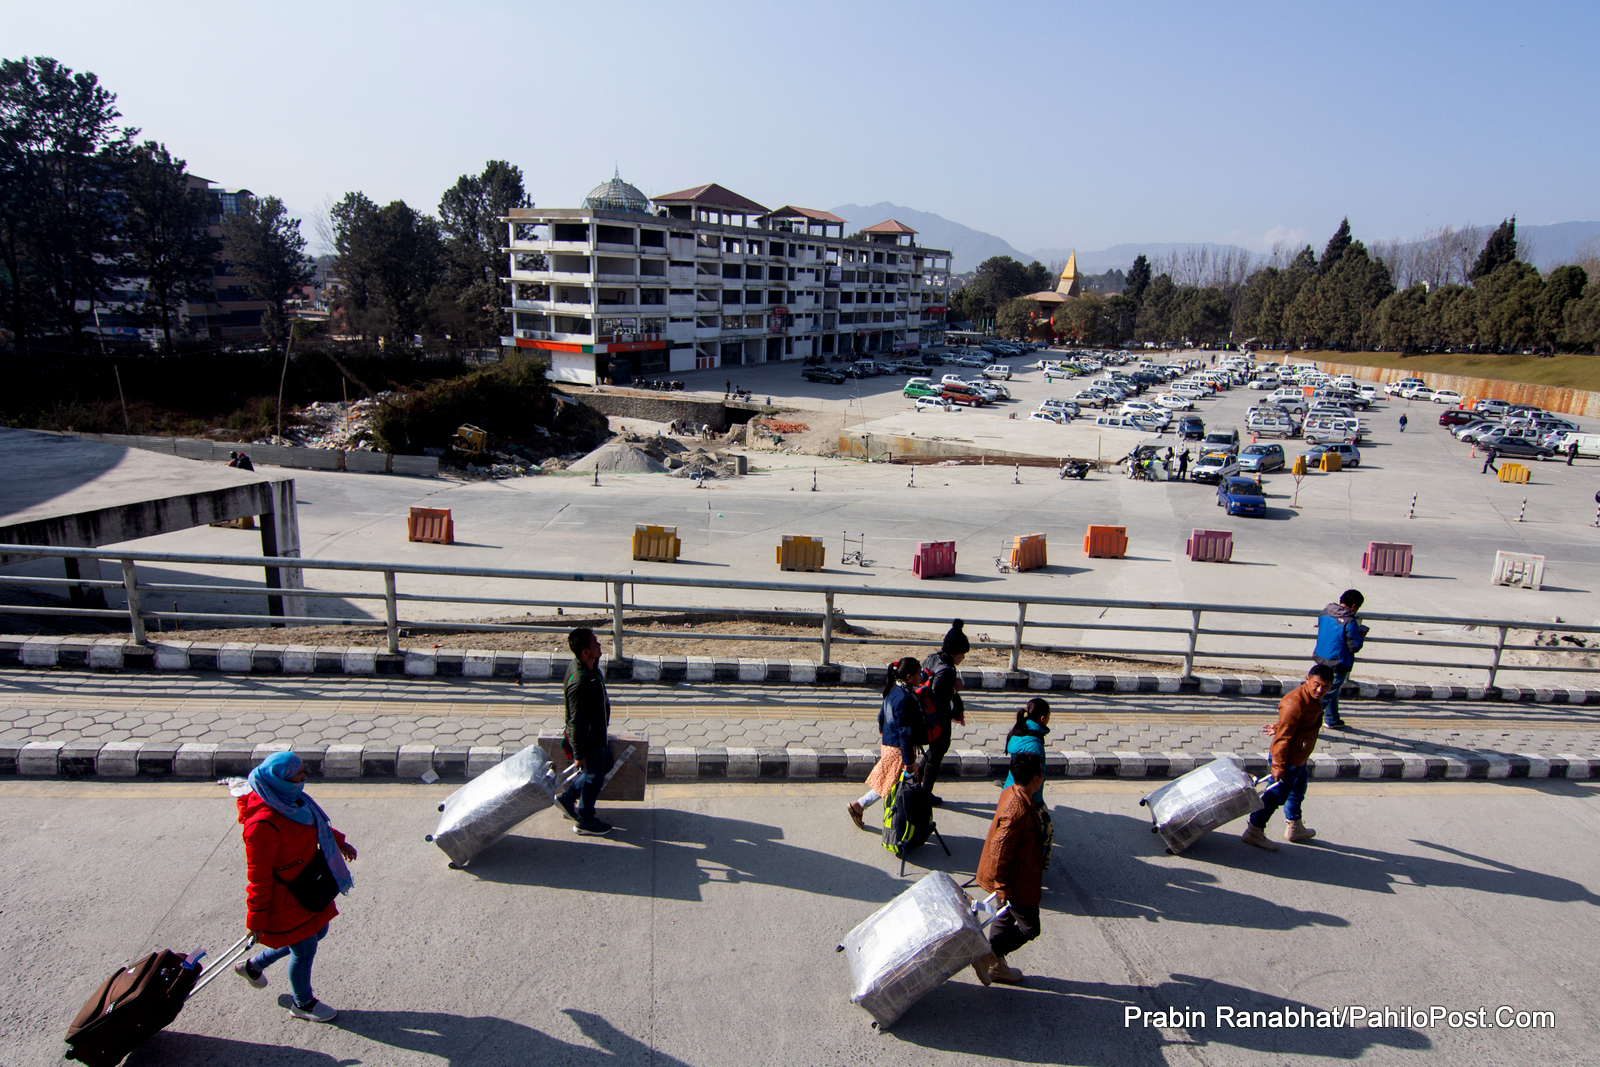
[968,379,1008,401]
[914,395,955,412]
[1027,410,1065,425]
[1247,377,1279,390]
[1432,389,1464,405]
[941,374,969,388]
[982,364,1013,380]
[952,354,988,368]
[1152,393,1194,410]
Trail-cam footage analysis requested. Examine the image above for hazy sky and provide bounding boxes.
[6,0,1593,255]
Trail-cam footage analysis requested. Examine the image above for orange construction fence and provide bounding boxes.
[407,507,454,545]
[1083,525,1129,559]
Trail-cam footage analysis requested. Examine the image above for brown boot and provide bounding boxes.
[991,959,1025,985]
[1284,819,1317,842]
[971,951,997,987]
[847,801,865,831]
[1241,822,1280,851]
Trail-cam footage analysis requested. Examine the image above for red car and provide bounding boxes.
[941,383,987,406]
[1439,409,1478,428]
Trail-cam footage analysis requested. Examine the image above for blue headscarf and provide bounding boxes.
[247,751,354,895]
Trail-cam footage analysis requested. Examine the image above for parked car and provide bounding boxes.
[1176,415,1206,440]
[1247,377,1279,390]
[1432,389,1464,405]
[952,354,988,368]
[982,364,1014,380]
[1483,437,1557,460]
[1299,441,1362,467]
[1201,428,1241,455]
[1093,414,1142,430]
[1474,398,1509,416]
[914,395,955,412]
[1043,364,1078,382]
[1217,476,1268,516]
[802,367,845,384]
[1191,452,1242,485]
[1074,389,1112,409]
[903,378,939,398]
[1153,393,1194,410]
[1439,409,1479,428]
[1038,397,1080,418]
[1237,443,1286,473]
[1456,421,1501,442]
[940,382,987,406]
[1027,409,1066,425]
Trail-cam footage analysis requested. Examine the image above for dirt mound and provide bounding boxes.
[567,443,668,473]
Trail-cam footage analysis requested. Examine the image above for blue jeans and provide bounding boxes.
[1251,765,1310,826]
[250,924,328,1007]
[560,744,614,821]
[1321,669,1349,725]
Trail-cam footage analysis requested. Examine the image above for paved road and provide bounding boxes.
[3,778,1596,1065]
[4,670,1598,769]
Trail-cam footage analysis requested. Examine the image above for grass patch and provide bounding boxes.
[1284,351,1600,392]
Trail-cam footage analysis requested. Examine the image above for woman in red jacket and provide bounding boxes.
[231,751,357,1022]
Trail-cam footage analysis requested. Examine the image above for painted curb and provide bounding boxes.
[2,637,1596,704]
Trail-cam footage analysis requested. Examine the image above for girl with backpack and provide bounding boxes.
[848,657,923,830]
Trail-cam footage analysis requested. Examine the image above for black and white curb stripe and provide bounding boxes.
[2,636,1596,704]
[2,740,1594,782]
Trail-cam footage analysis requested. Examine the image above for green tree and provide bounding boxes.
[1102,293,1136,341]
[332,193,444,343]
[1134,273,1176,342]
[221,193,312,347]
[995,297,1033,339]
[0,56,135,352]
[1319,219,1351,275]
[1474,261,1542,349]
[1052,292,1111,344]
[1375,284,1428,350]
[1561,283,1600,352]
[120,141,220,350]
[1023,260,1052,293]
[962,256,1037,322]
[1469,217,1517,281]
[437,160,530,347]
[1534,264,1586,348]
[1124,254,1151,308]
[1312,242,1394,349]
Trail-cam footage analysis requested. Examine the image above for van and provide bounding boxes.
[1555,432,1600,458]
[940,382,986,406]
[1247,414,1298,439]
[1094,414,1140,430]
[1303,415,1364,443]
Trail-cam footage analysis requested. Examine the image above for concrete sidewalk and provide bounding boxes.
[4,670,1598,781]
[4,779,1597,1065]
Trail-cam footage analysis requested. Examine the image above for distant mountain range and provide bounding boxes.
[829,201,1600,275]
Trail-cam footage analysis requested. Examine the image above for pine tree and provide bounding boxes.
[1469,217,1518,282]
[1319,219,1352,274]
[1125,254,1152,307]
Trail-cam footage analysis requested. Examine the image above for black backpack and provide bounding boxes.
[881,774,950,872]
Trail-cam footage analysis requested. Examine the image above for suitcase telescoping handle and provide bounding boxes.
[970,891,1011,931]
[186,934,256,998]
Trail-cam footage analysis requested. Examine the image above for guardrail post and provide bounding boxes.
[384,570,399,654]
[1010,601,1027,672]
[120,558,146,644]
[1487,625,1507,688]
[1182,609,1201,679]
[822,591,834,665]
[611,581,625,660]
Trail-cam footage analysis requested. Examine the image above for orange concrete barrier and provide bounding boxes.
[408,507,454,544]
[913,541,957,578]
[777,535,826,572]
[632,524,681,562]
[1084,525,1129,559]
[1005,533,1048,571]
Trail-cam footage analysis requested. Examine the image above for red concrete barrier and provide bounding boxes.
[1362,541,1413,577]
[1186,528,1234,562]
[913,540,957,579]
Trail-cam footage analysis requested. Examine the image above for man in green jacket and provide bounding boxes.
[556,627,614,836]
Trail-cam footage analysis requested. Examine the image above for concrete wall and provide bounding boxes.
[836,430,1110,462]
[60,433,439,476]
[1308,361,1600,419]
[554,387,728,430]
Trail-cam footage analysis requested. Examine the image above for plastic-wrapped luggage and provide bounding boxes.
[427,745,558,868]
[1140,756,1263,854]
[838,872,992,1029]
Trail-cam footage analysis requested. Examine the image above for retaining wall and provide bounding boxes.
[54,432,438,476]
[1308,361,1600,419]
[554,387,729,431]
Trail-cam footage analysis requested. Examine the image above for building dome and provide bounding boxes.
[582,169,650,213]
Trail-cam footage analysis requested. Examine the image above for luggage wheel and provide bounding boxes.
[425,834,434,841]
[447,862,462,870]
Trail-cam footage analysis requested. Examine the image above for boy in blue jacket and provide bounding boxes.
[1312,589,1367,729]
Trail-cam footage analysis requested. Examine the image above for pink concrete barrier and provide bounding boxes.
[1185,529,1234,563]
[1362,541,1413,577]
[912,541,957,579]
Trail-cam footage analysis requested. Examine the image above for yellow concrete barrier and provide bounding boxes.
[631,524,681,562]
[777,535,825,572]
[1319,451,1342,472]
[1497,463,1530,484]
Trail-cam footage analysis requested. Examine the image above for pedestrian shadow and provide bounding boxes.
[1045,807,1349,931]
[454,808,909,903]
[126,1032,355,1065]
[335,1006,688,1066]
[886,973,1428,1062]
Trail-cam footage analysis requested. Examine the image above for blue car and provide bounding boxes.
[1216,476,1267,517]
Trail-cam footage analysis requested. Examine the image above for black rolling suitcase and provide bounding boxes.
[63,934,255,1066]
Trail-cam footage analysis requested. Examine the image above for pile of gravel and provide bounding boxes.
[566,443,668,473]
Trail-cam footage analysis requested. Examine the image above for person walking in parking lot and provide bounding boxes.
[1242,665,1335,850]
[1568,439,1580,466]
[1313,590,1367,729]
[1482,445,1499,475]
[557,627,615,836]
[1398,413,1407,433]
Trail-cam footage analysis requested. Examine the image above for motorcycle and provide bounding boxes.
[1059,460,1092,480]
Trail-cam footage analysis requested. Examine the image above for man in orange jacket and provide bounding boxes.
[1242,664,1334,851]
[971,751,1047,986]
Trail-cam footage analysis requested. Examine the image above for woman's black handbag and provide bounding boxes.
[275,849,339,912]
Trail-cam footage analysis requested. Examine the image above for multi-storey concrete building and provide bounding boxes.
[503,176,950,382]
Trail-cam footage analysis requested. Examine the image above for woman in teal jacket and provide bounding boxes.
[1003,698,1050,804]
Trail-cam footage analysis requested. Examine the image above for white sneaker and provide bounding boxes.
[234,959,267,989]
[289,999,338,1023]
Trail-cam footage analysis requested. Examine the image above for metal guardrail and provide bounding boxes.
[1,543,1596,687]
